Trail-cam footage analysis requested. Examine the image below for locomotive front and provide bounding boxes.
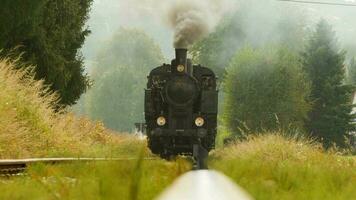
[145,48,218,167]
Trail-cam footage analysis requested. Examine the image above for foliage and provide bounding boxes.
[211,134,356,200]
[346,57,356,86]
[1,133,353,200]
[86,28,164,132]
[87,67,144,131]
[302,20,355,147]
[190,0,306,79]
[93,28,164,75]
[190,15,245,78]
[0,0,93,106]
[223,46,311,136]
[0,159,190,200]
[0,58,144,159]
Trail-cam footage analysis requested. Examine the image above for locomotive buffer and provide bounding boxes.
[144,48,218,169]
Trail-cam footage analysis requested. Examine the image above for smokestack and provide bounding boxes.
[175,48,188,66]
[173,48,192,75]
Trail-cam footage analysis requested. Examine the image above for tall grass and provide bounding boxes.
[0,58,144,159]
[210,134,356,200]
[0,159,191,200]
[0,58,190,200]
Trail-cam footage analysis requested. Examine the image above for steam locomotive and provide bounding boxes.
[144,48,218,168]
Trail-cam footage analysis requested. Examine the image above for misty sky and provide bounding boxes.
[82,0,356,68]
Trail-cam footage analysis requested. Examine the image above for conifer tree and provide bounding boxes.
[347,58,356,86]
[0,0,93,106]
[302,20,355,147]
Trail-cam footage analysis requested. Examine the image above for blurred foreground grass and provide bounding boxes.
[210,134,356,200]
[0,159,190,200]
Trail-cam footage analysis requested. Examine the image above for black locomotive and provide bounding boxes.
[144,48,218,168]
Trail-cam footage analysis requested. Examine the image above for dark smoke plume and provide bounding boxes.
[167,0,235,49]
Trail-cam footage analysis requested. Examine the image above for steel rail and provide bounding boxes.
[0,157,157,176]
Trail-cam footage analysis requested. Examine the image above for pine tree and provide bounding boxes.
[347,58,356,85]
[302,20,355,147]
[0,1,45,49]
[0,0,93,106]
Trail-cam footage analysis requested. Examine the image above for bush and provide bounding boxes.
[223,46,310,136]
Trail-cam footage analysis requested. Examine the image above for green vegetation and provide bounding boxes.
[0,0,93,106]
[0,56,190,199]
[223,46,310,136]
[83,29,164,132]
[214,18,356,148]
[0,60,354,199]
[347,57,356,85]
[211,134,356,200]
[0,58,145,159]
[302,20,355,147]
[0,133,353,200]
[0,160,190,200]
[191,0,305,79]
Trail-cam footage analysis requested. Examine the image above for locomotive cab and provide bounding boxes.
[145,48,218,161]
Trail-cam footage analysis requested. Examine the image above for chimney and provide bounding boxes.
[175,48,188,67]
[173,48,192,74]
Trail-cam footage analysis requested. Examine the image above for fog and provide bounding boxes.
[82,0,235,64]
[82,0,356,65]
[75,0,356,132]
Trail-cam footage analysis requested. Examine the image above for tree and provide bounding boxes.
[190,2,306,117]
[190,0,306,79]
[93,28,164,75]
[347,58,356,85]
[86,29,164,132]
[302,20,355,147]
[0,1,45,49]
[0,0,93,106]
[190,13,245,79]
[223,46,310,136]
[87,67,143,131]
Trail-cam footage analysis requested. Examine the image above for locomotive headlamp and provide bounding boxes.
[157,116,166,126]
[195,117,205,127]
[177,65,185,72]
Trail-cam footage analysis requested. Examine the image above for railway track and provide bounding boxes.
[0,157,156,176]
[1,158,253,199]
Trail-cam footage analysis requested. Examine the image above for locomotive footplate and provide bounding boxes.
[151,128,207,138]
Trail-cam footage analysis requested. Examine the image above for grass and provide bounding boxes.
[0,57,190,199]
[0,159,191,200]
[1,58,355,199]
[210,134,356,200]
[0,58,146,159]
